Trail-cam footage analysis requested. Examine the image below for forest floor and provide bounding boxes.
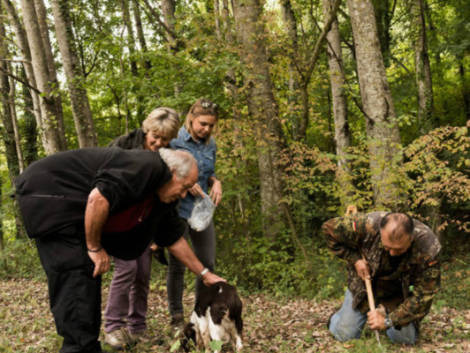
[0,278,469,353]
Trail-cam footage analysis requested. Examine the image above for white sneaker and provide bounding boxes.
[104,327,130,349]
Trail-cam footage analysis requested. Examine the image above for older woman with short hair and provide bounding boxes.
[103,107,180,349]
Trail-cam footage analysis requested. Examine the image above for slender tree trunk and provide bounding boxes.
[161,0,182,97]
[20,67,38,166]
[0,55,21,181]
[372,0,391,67]
[2,0,43,136]
[279,0,302,139]
[20,0,65,154]
[347,0,405,208]
[214,0,221,40]
[8,72,24,172]
[132,0,151,70]
[161,0,177,46]
[281,0,341,140]
[34,0,67,148]
[120,0,138,76]
[410,0,434,131]
[233,0,287,239]
[322,0,353,207]
[0,19,26,239]
[50,0,97,147]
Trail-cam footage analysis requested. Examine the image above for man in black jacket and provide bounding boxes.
[15,147,224,353]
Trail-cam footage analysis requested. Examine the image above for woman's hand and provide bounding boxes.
[188,183,205,197]
[209,179,222,206]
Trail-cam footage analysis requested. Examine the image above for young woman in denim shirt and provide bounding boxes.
[167,98,222,327]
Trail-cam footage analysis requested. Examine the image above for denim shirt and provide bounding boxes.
[170,126,217,219]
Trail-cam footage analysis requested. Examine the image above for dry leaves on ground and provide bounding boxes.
[0,279,469,353]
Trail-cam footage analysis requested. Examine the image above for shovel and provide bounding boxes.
[362,256,381,345]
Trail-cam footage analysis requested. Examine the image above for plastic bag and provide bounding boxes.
[187,192,216,231]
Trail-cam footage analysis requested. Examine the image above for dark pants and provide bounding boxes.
[167,222,216,317]
[36,229,103,353]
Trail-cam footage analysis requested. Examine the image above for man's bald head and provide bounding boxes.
[380,213,414,256]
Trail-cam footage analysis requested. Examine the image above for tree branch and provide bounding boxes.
[139,0,178,43]
[0,65,43,97]
[304,0,342,80]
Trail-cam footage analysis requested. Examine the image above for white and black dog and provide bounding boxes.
[182,282,243,353]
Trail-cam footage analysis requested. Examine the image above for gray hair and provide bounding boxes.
[158,148,196,178]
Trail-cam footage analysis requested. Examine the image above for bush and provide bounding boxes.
[404,125,470,240]
[0,239,45,280]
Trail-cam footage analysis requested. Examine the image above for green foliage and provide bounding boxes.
[278,141,339,235]
[0,240,45,280]
[404,125,470,237]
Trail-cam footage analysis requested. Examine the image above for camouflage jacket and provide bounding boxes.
[322,211,441,328]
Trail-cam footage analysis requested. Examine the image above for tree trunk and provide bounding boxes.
[410,0,434,131]
[132,0,151,70]
[120,0,138,76]
[20,67,38,166]
[34,0,67,148]
[161,0,177,46]
[279,0,302,139]
[0,19,26,239]
[8,72,24,172]
[0,54,21,181]
[372,0,391,67]
[50,0,97,147]
[232,0,286,239]
[347,0,405,208]
[20,0,65,154]
[2,0,43,136]
[322,0,354,207]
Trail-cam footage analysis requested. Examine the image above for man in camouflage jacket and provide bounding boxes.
[323,211,441,344]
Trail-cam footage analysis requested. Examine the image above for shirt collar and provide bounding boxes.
[181,126,205,144]
[181,127,193,142]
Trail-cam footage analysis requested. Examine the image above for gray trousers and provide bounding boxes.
[104,245,152,334]
[167,221,216,317]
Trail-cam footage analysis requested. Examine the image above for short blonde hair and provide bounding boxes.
[184,98,218,141]
[142,107,180,140]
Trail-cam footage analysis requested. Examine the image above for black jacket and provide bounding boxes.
[15,148,185,259]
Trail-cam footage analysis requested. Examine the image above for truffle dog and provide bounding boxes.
[183,282,243,353]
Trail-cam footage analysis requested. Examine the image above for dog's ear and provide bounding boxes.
[210,302,228,324]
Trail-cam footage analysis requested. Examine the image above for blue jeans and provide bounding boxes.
[329,289,417,345]
[167,222,216,317]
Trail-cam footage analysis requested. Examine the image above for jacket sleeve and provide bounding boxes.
[389,259,441,327]
[322,214,368,266]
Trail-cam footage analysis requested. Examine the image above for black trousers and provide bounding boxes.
[36,229,103,353]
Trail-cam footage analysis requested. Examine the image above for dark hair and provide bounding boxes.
[380,213,414,241]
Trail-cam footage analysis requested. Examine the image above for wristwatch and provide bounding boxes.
[384,315,393,329]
